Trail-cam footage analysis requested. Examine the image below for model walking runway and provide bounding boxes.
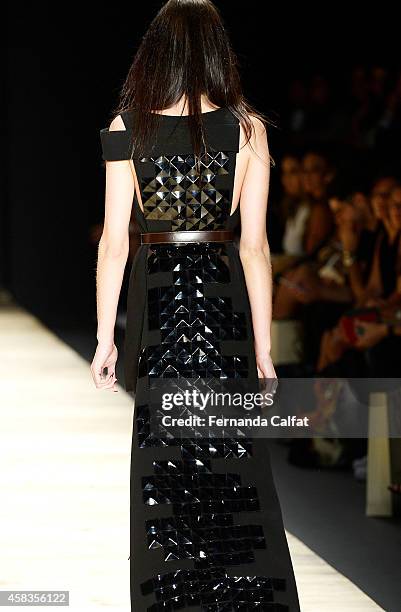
[101,107,300,611]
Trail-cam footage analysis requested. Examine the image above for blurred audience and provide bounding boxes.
[272,166,401,373]
[267,63,401,478]
[317,182,401,377]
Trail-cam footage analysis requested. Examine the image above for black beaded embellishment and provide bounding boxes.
[138,152,231,231]
[139,243,248,380]
[141,569,288,611]
[141,450,265,569]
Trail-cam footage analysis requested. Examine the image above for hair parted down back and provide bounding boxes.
[114,0,271,163]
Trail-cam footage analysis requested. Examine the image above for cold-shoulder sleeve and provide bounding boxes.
[100,114,132,161]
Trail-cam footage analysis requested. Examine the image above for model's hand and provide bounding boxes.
[256,353,277,379]
[91,342,119,391]
[256,353,278,396]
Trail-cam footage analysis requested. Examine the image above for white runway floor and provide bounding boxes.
[0,295,384,611]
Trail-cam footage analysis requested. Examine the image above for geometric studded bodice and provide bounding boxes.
[138,151,231,231]
[100,107,241,234]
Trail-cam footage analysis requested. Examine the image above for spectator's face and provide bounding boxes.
[351,192,374,227]
[351,192,369,214]
[370,178,398,220]
[388,187,401,230]
[281,157,303,197]
[329,197,358,226]
[328,197,344,218]
[302,153,333,199]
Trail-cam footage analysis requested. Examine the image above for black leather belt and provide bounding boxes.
[140,230,235,244]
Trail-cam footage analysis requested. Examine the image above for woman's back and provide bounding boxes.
[100,102,260,389]
[101,102,252,231]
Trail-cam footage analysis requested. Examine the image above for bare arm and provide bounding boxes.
[91,115,135,390]
[239,117,275,378]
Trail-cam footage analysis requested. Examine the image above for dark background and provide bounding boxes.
[3,2,399,327]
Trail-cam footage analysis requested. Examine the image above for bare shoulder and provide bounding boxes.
[249,113,267,135]
[109,114,126,131]
[239,113,268,149]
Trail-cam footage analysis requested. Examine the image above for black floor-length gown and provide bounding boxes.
[100,107,300,611]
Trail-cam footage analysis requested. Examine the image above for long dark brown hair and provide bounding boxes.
[113,0,269,161]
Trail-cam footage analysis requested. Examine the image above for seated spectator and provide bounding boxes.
[300,149,336,253]
[267,152,305,254]
[280,154,311,257]
[273,181,354,321]
[273,177,392,365]
[328,179,380,290]
[353,177,400,305]
[271,148,336,262]
[272,149,338,312]
[317,182,401,375]
[274,176,398,318]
